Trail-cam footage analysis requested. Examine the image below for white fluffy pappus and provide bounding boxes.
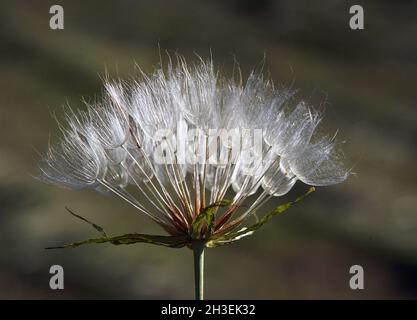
[38,58,349,238]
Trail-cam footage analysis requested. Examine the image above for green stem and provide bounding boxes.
[192,241,205,300]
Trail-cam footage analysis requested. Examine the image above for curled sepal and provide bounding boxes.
[65,207,107,238]
[206,187,315,248]
[46,208,190,249]
[46,233,190,249]
[191,199,232,239]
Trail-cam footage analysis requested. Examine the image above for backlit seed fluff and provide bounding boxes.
[38,59,349,237]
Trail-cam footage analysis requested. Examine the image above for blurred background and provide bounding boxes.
[0,0,416,299]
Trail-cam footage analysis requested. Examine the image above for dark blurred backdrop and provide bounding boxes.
[0,0,416,299]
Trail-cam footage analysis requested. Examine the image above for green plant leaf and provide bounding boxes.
[191,199,232,238]
[46,233,190,249]
[207,187,315,247]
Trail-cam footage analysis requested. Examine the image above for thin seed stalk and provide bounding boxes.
[192,240,205,300]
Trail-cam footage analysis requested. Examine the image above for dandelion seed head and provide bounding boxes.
[38,58,349,238]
